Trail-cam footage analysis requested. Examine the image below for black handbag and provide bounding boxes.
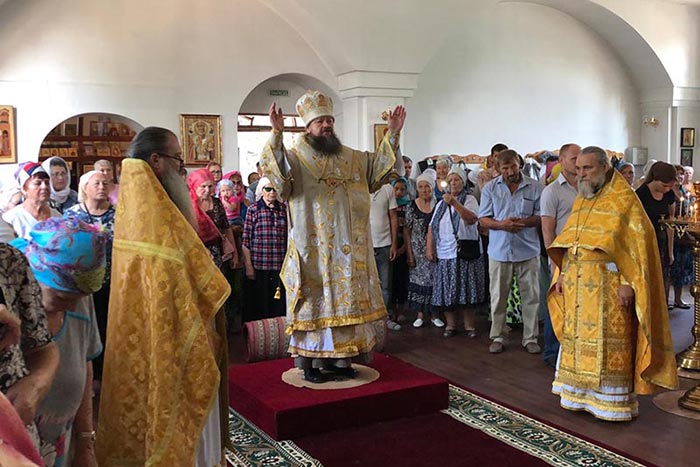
[450,204,481,261]
[457,239,481,261]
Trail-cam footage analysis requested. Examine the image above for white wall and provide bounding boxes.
[0,0,337,185]
[403,3,641,158]
[1,0,696,187]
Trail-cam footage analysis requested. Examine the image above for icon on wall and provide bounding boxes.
[681,128,695,148]
[0,105,17,164]
[180,114,222,166]
[681,148,693,167]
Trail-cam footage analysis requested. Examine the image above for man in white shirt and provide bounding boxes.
[540,143,580,367]
[370,183,399,329]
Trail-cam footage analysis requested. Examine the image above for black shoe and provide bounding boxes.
[304,368,328,384]
[332,367,358,379]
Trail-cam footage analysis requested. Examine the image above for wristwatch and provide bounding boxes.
[75,431,96,441]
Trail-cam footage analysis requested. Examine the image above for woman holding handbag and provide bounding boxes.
[426,165,486,337]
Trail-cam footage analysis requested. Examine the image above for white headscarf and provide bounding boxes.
[415,170,436,191]
[78,170,100,203]
[255,177,272,200]
[415,169,437,208]
[41,156,72,204]
[447,164,467,185]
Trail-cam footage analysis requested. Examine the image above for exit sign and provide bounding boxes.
[269,89,289,96]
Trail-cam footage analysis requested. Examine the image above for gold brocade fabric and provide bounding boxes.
[96,159,231,467]
[260,131,398,357]
[548,171,678,395]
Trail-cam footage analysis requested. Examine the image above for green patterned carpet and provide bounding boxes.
[225,384,646,467]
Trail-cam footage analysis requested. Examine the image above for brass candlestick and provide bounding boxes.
[660,181,700,411]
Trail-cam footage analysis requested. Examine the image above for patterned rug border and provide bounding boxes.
[444,385,647,467]
[226,384,650,467]
[225,409,322,467]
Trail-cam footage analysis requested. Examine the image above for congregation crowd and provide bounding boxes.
[0,92,686,466]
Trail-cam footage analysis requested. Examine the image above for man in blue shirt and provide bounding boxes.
[479,150,543,354]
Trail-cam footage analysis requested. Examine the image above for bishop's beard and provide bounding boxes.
[304,131,342,156]
[159,166,198,232]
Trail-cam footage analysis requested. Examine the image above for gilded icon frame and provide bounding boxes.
[0,105,17,164]
[180,114,222,166]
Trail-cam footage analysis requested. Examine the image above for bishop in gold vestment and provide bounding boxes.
[548,155,678,421]
[260,91,404,378]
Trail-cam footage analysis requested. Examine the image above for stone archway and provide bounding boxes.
[39,112,144,187]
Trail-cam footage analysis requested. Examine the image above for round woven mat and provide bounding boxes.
[652,390,700,420]
[281,364,379,390]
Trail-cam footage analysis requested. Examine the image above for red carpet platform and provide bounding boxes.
[228,353,449,440]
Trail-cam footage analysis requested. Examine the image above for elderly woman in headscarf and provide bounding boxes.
[242,177,288,322]
[426,165,486,337]
[65,170,115,383]
[41,156,79,213]
[3,162,61,239]
[187,168,238,269]
[405,170,444,328]
[11,216,106,467]
[433,156,452,200]
[618,161,635,186]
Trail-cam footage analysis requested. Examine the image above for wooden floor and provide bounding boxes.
[230,301,700,467]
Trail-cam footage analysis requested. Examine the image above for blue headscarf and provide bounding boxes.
[391,177,411,207]
[10,216,106,294]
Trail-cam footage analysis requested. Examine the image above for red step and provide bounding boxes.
[228,354,449,440]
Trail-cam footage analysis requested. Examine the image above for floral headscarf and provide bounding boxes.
[10,216,106,294]
[15,162,47,189]
[187,169,221,243]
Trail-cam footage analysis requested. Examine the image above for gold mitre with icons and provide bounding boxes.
[296,90,334,126]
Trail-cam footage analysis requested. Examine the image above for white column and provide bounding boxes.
[336,71,419,152]
[640,86,700,170]
[672,87,700,173]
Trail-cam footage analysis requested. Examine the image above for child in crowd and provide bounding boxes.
[390,177,410,325]
[217,179,241,226]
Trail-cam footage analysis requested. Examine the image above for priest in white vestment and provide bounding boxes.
[260,90,405,383]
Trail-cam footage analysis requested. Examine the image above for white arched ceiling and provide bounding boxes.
[517,0,673,92]
[259,0,687,92]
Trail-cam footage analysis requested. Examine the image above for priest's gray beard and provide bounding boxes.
[160,166,198,232]
[304,132,342,156]
[577,172,606,199]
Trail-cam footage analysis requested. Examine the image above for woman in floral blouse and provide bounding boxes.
[65,170,115,382]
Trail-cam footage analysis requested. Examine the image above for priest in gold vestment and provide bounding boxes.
[548,146,678,421]
[96,128,230,466]
[260,90,404,383]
